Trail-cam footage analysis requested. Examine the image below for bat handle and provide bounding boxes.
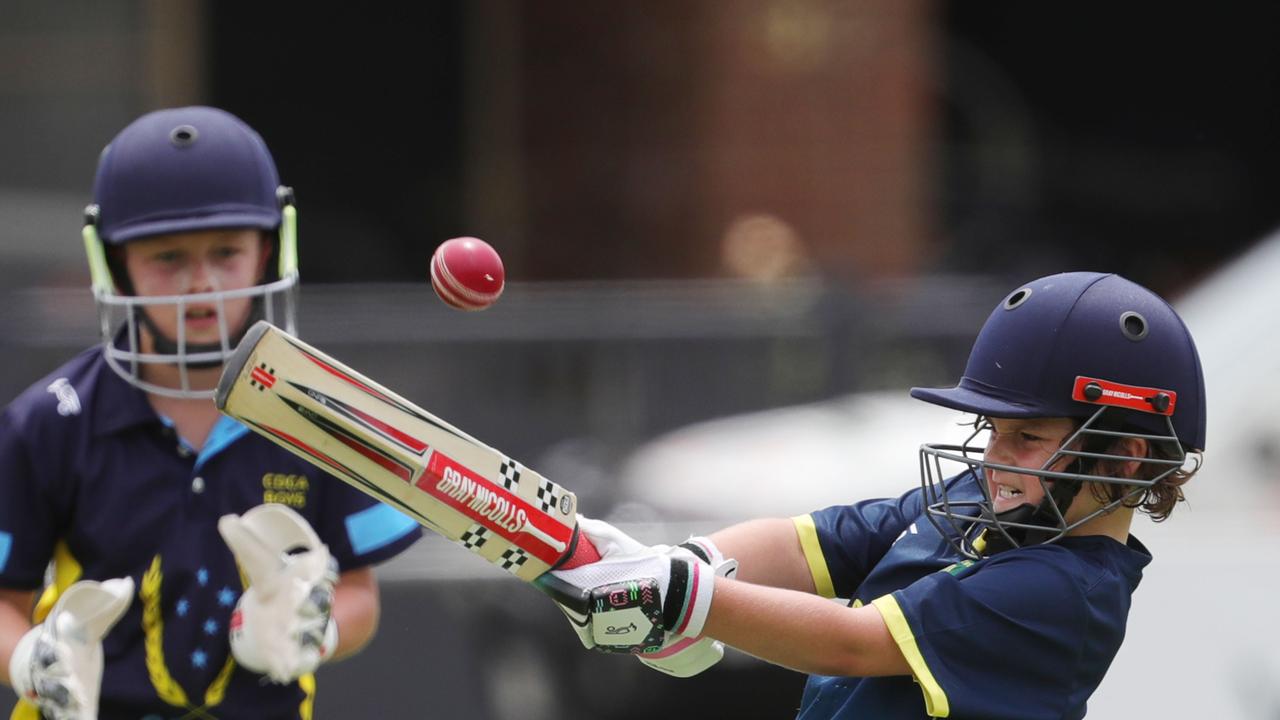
[557,527,601,570]
[533,527,601,613]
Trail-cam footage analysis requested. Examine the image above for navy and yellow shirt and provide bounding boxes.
[0,346,420,719]
[791,473,1152,720]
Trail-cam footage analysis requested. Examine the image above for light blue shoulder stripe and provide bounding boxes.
[0,531,11,573]
[345,503,418,555]
[195,415,249,471]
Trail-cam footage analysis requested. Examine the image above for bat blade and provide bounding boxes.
[215,321,599,611]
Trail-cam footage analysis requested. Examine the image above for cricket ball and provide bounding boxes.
[430,237,505,311]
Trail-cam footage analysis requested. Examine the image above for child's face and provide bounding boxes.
[982,417,1077,515]
[123,228,270,347]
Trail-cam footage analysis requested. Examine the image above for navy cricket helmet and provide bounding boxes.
[911,272,1206,558]
[83,106,299,399]
[92,106,283,244]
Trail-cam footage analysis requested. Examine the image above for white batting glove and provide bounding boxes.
[636,535,737,677]
[576,516,653,556]
[553,522,736,662]
[218,504,338,684]
[553,545,715,653]
[10,577,134,720]
[553,516,662,651]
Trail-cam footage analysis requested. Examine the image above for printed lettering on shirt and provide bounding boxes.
[893,522,918,545]
[261,473,309,508]
[46,378,81,416]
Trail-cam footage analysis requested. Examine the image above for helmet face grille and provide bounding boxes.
[94,273,298,400]
[918,409,1186,560]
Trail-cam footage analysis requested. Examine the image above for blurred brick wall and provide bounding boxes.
[491,0,934,283]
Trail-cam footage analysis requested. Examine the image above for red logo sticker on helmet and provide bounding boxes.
[1072,376,1177,416]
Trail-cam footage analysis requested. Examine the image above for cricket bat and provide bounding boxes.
[214,320,600,613]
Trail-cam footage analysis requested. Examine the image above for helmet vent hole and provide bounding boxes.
[1003,287,1032,310]
[169,125,199,147]
[1120,311,1148,341]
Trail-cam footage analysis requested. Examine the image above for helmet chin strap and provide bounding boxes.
[982,477,1083,555]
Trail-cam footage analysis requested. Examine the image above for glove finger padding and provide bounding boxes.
[11,577,135,720]
[218,503,327,591]
[219,504,337,684]
[639,635,725,678]
[52,578,134,644]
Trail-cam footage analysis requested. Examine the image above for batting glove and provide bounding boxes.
[10,577,134,720]
[552,516,664,651]
[553,546,715,654]
[218,504,338,684]
[635,535,737,677]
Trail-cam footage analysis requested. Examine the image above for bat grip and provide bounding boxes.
[556,527,601,570]
[534,527,601,613]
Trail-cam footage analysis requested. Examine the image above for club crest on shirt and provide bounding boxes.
[46,378,81,416]
[940,559,978,578]
[261,473,309,508]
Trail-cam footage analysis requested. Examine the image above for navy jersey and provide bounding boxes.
[0,347,421,719]
[791,473,1151,720]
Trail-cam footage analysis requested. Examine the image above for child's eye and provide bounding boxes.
[154,251,183,264]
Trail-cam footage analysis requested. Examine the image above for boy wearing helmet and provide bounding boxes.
[553,272,1204,719]
[0,107,419,719]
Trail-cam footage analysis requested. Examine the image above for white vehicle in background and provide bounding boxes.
[618,232,1280,720]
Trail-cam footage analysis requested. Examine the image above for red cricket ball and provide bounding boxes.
[430,237,506,311]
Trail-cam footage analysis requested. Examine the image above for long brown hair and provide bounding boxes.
[1090,436,1201,522]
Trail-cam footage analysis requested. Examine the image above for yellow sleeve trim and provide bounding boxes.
[871,594,950,718]
[299,672,317,720]
[33,541,83,623]
[790,514,837,598]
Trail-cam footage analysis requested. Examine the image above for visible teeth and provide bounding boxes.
[997,486,1023,499]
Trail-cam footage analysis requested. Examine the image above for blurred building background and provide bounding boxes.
[2,1,1279,718]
